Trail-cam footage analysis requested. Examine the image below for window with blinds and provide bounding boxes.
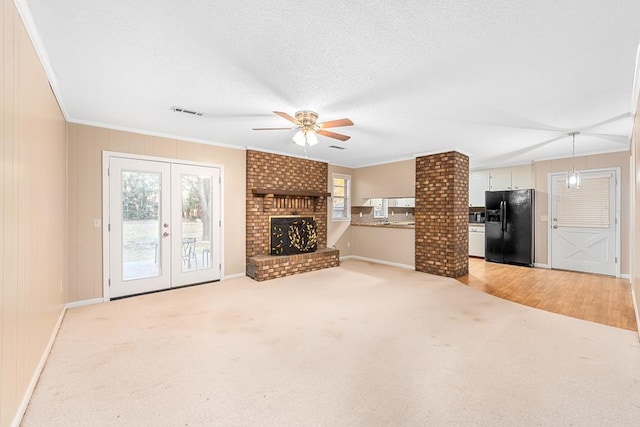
[556,174,611,228]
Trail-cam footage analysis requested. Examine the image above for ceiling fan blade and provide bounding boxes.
[317,129,351,141]
[273,111,300,125]
[252,127,294,130]
[318,118,354,129]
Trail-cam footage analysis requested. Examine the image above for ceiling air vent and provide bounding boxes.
[328,145,346,150]
[171,106,205,117]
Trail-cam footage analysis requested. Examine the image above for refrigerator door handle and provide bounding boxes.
[502,200,507,232]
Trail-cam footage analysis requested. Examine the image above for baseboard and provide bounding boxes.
[341,255,415,271]
[223,272,246,280]
[620,273,630,280]
[65,297,104,309]
[631,285,640,342]
[11,306,66,427]
[534,263,550,269]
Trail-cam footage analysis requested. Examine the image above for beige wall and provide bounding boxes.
[352,159,415,202]
[327,164,354,256]
[1,2,68,425]
[351,226,415,266]
[347,159,416,264]
[533,151,630,273]
[67,123,246,302]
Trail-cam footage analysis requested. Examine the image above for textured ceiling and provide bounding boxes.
[20,0,640,168]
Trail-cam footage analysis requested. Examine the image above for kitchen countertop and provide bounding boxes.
[351,222,415,229]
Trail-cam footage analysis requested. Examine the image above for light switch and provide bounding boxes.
[540,215,548,222]
[93,218,102,228]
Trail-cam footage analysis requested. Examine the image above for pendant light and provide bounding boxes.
[566,131,580,190]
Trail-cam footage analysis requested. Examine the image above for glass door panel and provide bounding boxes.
[109,158,171,298]
[172,164,221,287]
[121,171,161,281]
[179,174,214,273]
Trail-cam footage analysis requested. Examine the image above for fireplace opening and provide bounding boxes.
[270,216,318,256]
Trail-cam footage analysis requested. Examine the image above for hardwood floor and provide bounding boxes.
[457,257,638,331]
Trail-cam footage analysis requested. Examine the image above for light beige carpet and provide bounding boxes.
[22,260,640,426]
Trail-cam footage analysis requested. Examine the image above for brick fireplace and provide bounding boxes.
[245,150,339,281]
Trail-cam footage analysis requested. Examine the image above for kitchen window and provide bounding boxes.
[332,173,351,221]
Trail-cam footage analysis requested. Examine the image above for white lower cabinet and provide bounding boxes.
[469,225,485,257]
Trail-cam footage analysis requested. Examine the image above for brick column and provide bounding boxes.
[415,151,469,277]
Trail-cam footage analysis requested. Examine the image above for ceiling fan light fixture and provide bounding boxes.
[259,110,352,146]
[292,129,319,147]
[293,130,306,146]
[306,130,318,146]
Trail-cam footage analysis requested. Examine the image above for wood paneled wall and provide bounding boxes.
[1,1,67,425]
[66,123,246,302]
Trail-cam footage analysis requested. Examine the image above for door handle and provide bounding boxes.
[163,232,170,237]
[502,200,507,232]
[163,223,169,228]
[552,225,558,229]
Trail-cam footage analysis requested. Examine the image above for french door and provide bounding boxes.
[549,169,618,276]
[108,157,221,298]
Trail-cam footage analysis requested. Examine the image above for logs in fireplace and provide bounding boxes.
[270,216,318,255]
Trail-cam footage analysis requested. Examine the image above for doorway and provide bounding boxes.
[105,154,222,299]
[549,168,619,276]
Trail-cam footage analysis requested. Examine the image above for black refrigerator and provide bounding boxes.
[485,189,534,266]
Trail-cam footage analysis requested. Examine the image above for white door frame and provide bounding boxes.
[102,151,226,301]
[547,167,621,278]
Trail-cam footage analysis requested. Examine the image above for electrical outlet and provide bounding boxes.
[93,218,101,228]
[347,242,351,248]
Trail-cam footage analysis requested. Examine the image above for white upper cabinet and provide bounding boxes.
[510,165,533,190]
[388,198,415,207]
[469,170,489,206]
[489,169,512,191]
[471,165,534,205]
[488,165,533,191]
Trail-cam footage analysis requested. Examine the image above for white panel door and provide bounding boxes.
[109,157,222,298]
[550,170,617,276]
[109,158,171,298]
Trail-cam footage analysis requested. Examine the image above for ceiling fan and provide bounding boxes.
[253,111,354,146]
